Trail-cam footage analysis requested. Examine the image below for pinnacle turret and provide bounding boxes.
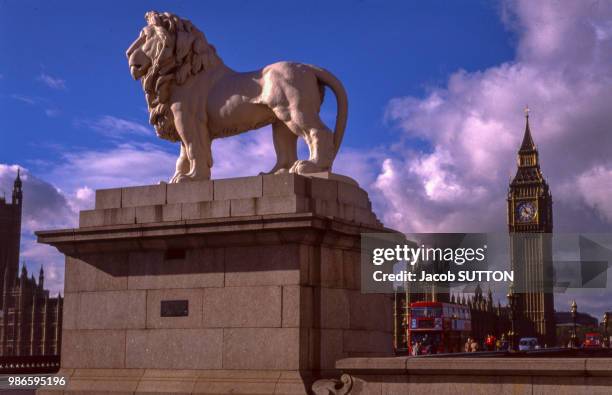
[519,109,536,153]
[14,168,22,187]
[12,168,23,206]
[511,108,546,183]
[39,266,44,288]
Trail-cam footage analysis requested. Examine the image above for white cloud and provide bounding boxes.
[210,126,276,179]
[38,73,66,90]
[75,186,93,201]
[70,186,94,212]
[20,240,65,296]
[45,127,276,190]
[375,0,612,234]
[45,108,60,117]
[10,94,62,118]
[10,94,36,105]
[0,165,76,231]
[75,115,153,138]
[30,125,277,212]
[45,142,177,193]
[575,165,612,223]
[334,146,387,189]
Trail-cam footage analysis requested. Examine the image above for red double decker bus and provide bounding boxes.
[407,301,471,354]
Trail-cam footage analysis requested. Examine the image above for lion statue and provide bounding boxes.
[126,11,348,183]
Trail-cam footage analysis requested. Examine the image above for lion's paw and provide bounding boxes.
[171,175,190,183]
[169,172,210,183]
[169,173,182,184]
[289,160,325,174]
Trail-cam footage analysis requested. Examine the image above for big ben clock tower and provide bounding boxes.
[507,108,556,347]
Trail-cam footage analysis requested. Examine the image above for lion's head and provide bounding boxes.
[126,11,220,141]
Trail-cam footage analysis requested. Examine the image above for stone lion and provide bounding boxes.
[126,11,348,183]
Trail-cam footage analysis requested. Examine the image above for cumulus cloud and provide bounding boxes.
[210,127,276,178]
[575,166,612,223]
[19,241,65,296]
[0,165,75,231]
[43,142,177,205]
[375,0,612,234]
[38,73,66,90]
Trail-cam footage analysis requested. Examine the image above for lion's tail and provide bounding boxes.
[309,65,348,160]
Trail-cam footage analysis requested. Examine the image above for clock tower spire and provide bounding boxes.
[507,108,556,347]
[508,108,552,232]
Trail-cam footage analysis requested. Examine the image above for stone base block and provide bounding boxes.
[79,173,381,229]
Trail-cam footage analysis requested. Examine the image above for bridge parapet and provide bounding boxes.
[313,356,612,394]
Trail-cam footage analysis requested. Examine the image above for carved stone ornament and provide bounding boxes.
[311,373,353,395]
[127,11,348,183]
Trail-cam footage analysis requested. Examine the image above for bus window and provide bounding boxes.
[411,307,442,318]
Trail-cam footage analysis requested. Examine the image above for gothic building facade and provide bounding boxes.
[458,285,511,345]
[507,110,556,347]
[0,170,63,357]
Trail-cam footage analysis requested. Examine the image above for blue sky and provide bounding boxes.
[1,1,611,319]
[0,0,514,168]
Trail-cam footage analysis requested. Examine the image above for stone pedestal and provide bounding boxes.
[36,173,395,394]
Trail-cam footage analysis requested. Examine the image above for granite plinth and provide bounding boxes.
[78,173,378,229]
[36,173,395,394]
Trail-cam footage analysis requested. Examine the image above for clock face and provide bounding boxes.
[516,201,537,222]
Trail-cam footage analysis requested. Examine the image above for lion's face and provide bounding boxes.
[126,11,220,143]
[126,27,169,80]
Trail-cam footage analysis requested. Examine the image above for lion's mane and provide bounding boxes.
[140,11,220,141]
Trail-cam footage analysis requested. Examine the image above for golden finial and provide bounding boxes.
[524,105,530,118]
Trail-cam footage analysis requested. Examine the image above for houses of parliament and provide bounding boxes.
[0,170,62,357]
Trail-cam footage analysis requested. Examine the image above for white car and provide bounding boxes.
[518,337,539,351]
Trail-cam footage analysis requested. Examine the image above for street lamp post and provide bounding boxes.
[603,313,609,348]
[507,285,517,351]
[570,300,578,348]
